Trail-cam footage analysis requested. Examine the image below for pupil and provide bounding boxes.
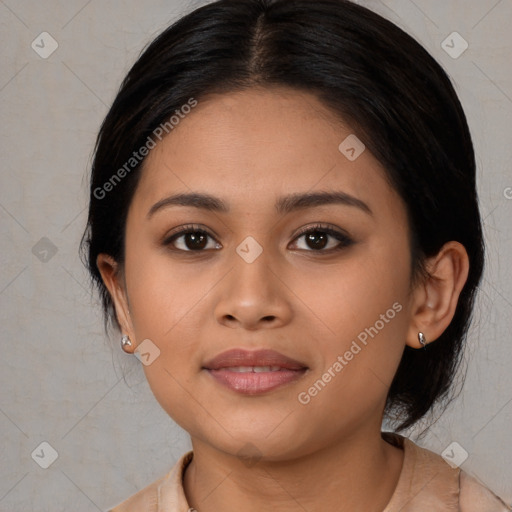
[307,231,327,250]
[187,232,207,250]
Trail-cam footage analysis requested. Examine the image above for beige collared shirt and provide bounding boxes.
[108,433,511,511]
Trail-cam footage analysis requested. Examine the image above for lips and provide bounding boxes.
[202,349,308,395]
[202,348,308,371]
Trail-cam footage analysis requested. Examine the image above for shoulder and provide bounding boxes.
[107,450,194,512]
[459,471,511,512]
[382,433,510,511]
[107,476,162,512]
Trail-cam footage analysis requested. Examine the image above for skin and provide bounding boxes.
[97,86,469,512]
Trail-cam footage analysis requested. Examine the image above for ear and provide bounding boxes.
[96,253,136,353]
[406,241,470,349]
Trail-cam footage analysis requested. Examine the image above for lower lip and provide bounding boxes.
[205,368,307,395]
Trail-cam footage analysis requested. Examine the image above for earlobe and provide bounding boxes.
[406,241,469,349]
[96,253,136,351]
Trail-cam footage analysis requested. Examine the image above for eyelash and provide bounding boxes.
[163,223,354,254]
[293,223,354,252]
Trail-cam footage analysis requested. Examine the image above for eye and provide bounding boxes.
[290,223,354,252]
[163,224,221,251]
[163,223,354,253]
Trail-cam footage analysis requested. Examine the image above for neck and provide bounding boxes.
[183,428,404,512]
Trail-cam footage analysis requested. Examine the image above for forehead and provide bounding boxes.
[131,87,404,220]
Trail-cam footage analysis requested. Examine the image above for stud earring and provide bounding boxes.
[418,332,427,350]
[121,334,132,352]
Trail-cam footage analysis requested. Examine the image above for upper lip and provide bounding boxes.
[203,349,308,370]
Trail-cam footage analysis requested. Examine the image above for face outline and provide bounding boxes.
[97,86,467,462]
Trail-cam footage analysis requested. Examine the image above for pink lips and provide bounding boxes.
[203,348,308,395]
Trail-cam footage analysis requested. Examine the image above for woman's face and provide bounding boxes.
[104,87,419,459]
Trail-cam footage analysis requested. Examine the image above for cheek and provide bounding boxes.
[298,240,411,343]
[296,286,408,433]
[295,241,411,411]
[122,239,234,420]
[124,239,212,340]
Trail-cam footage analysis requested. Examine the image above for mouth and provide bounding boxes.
[205,367,308,395]
[202,349,308,395]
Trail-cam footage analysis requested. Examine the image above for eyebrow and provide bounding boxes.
[147,190,373,219]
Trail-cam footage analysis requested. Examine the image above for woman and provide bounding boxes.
[81,0,511,510]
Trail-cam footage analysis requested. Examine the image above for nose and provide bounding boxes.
[213,248,293,330]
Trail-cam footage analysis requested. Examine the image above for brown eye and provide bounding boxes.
[164,226,221,251]
[291,225,354,252]
[304,231,329,250]
[179,231,208,250]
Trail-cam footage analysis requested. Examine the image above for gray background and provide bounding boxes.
[0,0,511,510]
